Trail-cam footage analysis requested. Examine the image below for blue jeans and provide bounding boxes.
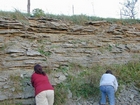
[100,85,115,105]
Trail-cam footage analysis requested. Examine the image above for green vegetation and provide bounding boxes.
[53,61,140,105]
[32,8,45,18]
[0,100,22,105]
[43,14,140,25]
[38,48,52,57]
[37,39,52,57]
[116,61,140,87]
[54,83,68,105]
[0,10,140,25]
[0,9,29,25]
[9,75,23,94]
[0,45,6,51]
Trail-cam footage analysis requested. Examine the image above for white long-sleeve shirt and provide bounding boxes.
[100,73,118,92]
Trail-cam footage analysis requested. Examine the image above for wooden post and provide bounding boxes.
[27,0,30,15]
[72,5,74,15]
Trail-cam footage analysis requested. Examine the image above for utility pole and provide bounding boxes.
[91,2,95,16]
[27,0,30,15]
[72,5,74,15]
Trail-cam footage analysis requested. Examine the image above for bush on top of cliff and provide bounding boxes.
[32,8,46,18]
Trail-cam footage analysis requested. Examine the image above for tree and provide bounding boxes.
[27,0,30,14]
[32,8,45,18]
[120,0,138,19]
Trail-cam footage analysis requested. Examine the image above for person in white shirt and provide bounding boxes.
[99,70,118,105]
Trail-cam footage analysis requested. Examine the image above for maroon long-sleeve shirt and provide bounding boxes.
[31,73,54,96]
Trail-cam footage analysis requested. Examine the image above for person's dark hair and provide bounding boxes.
[105,70,113,74]
[34,64,46,76]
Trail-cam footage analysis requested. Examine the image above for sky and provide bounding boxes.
[0,0,140,19]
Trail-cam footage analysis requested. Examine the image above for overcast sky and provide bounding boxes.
[0,0,140,18]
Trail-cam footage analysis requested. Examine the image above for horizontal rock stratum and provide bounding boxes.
[0,17,140,104]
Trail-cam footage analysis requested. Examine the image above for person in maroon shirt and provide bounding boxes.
[31,64,54,105]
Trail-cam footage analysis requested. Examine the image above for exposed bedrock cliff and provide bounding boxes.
[0,17,140,104]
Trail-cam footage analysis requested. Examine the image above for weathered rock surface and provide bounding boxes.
[0,17,140,104]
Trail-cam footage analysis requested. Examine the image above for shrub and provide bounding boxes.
[32,8,45,18]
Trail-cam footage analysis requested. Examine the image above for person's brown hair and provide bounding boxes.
[34,64,46,76]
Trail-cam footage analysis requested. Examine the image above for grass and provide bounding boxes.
[54,83,68,105]
[116,61,140,86]
[0,9,29,25]
[38,48,52,57]
[0,10,140,26]
[53,61,140,105]
[0,100,22,105]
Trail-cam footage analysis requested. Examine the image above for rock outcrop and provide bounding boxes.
[0,17,140,104]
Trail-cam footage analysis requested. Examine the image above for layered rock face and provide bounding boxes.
[0,17,140,104]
